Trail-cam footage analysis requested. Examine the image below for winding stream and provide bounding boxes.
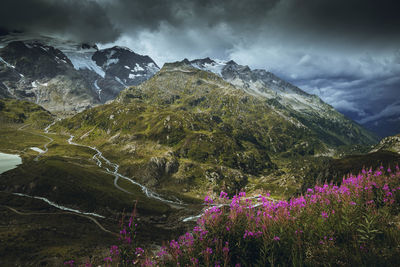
[66,135,183,205]
[12,192,105,218]
[14,121,226,224]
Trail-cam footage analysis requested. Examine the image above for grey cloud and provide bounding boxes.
[2,0,400,45]
[0,0,120,43]
[359,101,400,124]
[229,42,400,124]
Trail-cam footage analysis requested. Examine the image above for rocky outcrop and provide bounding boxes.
[371,134,400,153]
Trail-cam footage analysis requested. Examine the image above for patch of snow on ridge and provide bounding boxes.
[191,60,226,76]
[133,63,144,72]
[64,51,105,78]
[203,60,226,76]
[129,73,142,79]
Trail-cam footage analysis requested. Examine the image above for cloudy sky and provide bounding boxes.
[1,0,400,134]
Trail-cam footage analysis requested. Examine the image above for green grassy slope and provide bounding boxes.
[0,98,53,128]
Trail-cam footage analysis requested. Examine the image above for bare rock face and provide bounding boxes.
[0,41,99,113]
[144,156,180,186]
[92,46,159,87]
[371,134,400,153]
[0,36,159,113]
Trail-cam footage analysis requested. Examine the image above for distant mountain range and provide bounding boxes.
[51,61,378,197]
[0,34,393,139]
[0,35,159,113]
[0,33,399,267]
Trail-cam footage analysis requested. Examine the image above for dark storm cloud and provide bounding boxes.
[0,0,120,42]
[279,0,400,42]
[1,0,400,45]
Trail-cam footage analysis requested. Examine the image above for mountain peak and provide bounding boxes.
[162,59,197,70]
[190,57,215,65]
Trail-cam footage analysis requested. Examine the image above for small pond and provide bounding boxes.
[0,152,22,174]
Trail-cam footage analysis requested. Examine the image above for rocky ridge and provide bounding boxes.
[187,58,377,146]
[0,34,159,113]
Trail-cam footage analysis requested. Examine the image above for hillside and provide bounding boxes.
[189,58,377,147]
[0,98,53,128]
[53,63,378,198]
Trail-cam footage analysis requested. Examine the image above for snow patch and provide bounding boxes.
[64,51,105,78]
[133,63,144,72]
[30,147,45,153]
[191,60,226,76]
[128,73,142,79]
[115,77,126,87]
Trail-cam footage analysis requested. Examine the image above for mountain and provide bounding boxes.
[188,58,377,147]
[63,44,159,102]
[0,41,99,112]
[0,34,159,113]
[53,61,378,197]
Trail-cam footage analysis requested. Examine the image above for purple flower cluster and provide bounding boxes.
[110,245,119,256]
[89,165,399,266]
[147,166,399,265]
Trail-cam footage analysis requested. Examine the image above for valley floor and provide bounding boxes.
[1,123,399,265]
[0,124,201,265]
